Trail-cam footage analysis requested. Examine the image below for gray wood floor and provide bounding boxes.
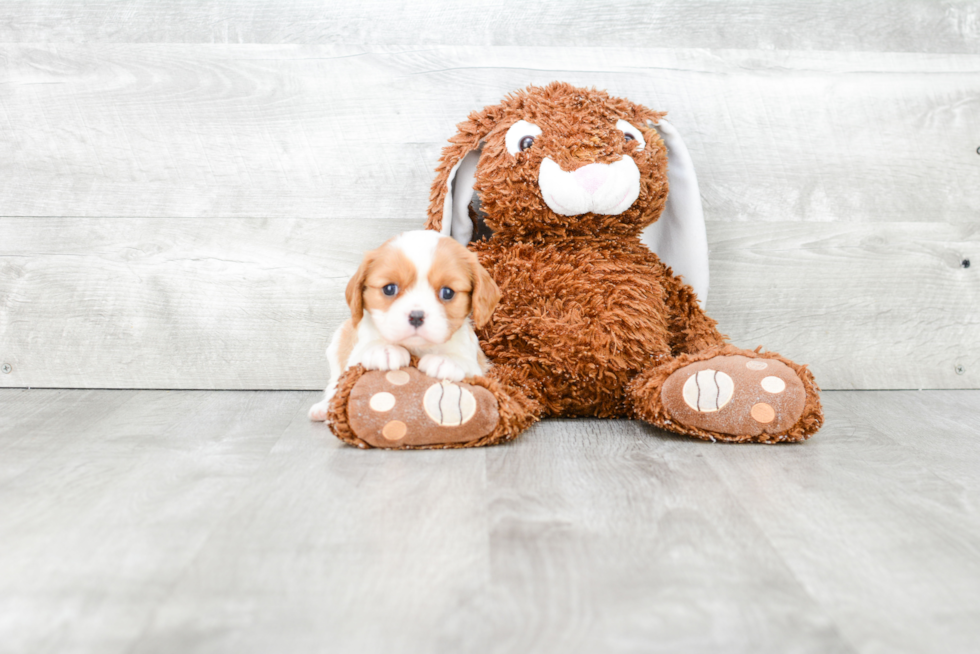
[1,389,979,653]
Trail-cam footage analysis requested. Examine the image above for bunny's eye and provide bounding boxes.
[615,119,645,151]
[505,120,543,155]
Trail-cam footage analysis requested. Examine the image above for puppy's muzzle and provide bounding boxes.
[408,310,425,328]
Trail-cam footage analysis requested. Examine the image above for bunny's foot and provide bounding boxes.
[630,345,823,443]
[325,366,536,449]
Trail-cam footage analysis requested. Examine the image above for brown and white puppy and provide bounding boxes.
[309,230,500,421]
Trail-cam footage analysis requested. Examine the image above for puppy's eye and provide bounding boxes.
[615,119,646,151]
[382,283,398,296]
[505,120,542,155]
[440,287,455,301]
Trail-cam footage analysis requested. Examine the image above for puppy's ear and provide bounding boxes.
[345,251,375,326]
[468,251,500,328]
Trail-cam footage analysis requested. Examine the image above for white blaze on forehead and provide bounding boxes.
[391,230,441,280]
[370,230,452,345]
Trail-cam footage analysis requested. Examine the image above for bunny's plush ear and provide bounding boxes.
[426,115,496,244]
[641,119,710,306]
[441,146,483,245]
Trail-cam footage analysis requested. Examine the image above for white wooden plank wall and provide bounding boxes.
[2,2,979,52]
[0,3,977,390]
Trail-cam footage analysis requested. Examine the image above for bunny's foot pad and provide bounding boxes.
[347,367,499,448]
[661,355,806,439]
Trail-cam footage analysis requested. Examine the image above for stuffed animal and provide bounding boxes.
[327,82,823,449]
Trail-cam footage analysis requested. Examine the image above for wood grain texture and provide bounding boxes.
[0,389,308,654]
[0,46,978,224]
[0,216,404,390]
[2,388,979,652]
[1,1,979,53]
[135,395,491,654]
[1,217,976,390]
[456,420,852,653]
[707,221,980,390]
[699,390,980,653]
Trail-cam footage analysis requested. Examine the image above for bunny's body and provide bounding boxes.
[472,239,678,418]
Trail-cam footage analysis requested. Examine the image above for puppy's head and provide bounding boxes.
[345,230,500,346]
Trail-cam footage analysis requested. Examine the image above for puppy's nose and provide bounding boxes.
[408,310,425,327]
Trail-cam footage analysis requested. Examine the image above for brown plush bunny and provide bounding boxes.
[327,82,823,448]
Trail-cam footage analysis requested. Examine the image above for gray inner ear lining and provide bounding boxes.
[642,119,710,306]
[444,144,483,245]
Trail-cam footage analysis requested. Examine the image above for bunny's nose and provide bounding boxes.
[572,164,609,195]
[408,311,425,327]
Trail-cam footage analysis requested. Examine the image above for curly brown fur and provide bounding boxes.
[660,265,728,355]
[473,238,678,417]
[326,364,371,448]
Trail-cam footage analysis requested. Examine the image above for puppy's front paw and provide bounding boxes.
[418,354,467,382]
[359,344,411,371]
[309,400,329,422]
